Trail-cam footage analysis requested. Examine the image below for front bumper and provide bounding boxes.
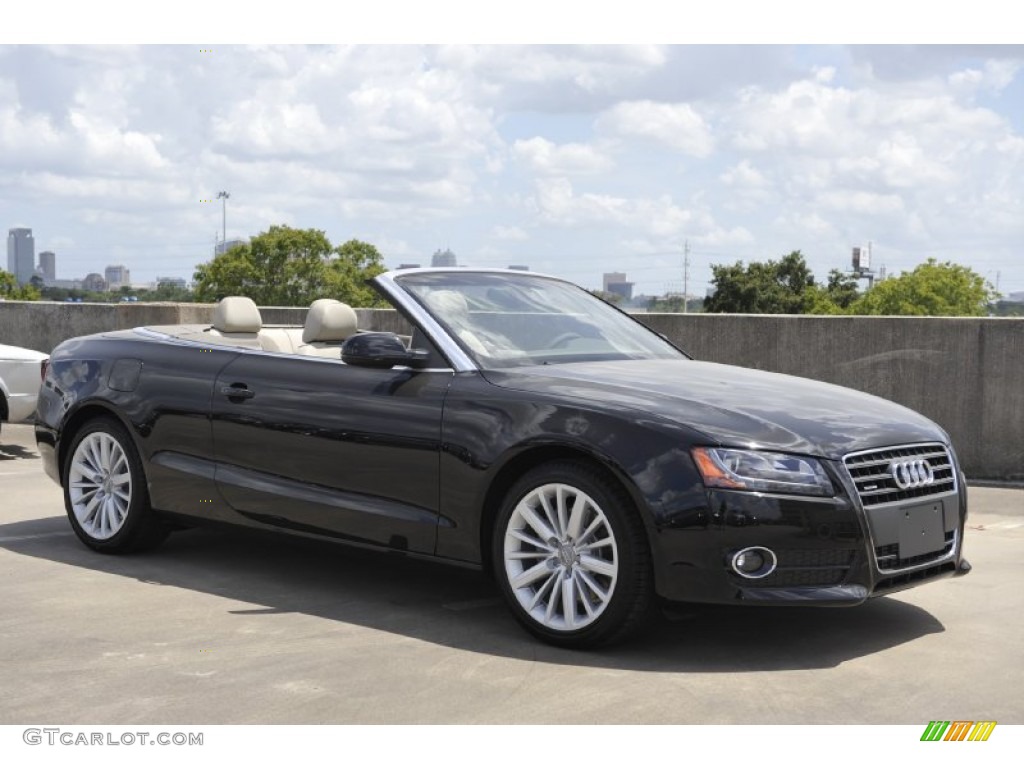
[651,482,969,606]
[4,391,40,423]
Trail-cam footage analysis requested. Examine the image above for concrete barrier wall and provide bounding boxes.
[2,301,1021,480]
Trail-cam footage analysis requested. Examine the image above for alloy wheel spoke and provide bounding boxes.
[509,528,554,552]
[576,515,604,546]
[545,574,562,623]
[579,554,616,578]
[576,536,613,553]
[81,494,102,525]
[566,494,587,541]
[511,560,553,590]
[576,568,609,603]
[505,550,550,561]
[528,571,559,611]
[537,491,560,537]
[516,501,556,543]
[562,571,578,628]
[555,486,570,540]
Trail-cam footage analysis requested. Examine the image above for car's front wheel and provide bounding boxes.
[63,416,169,553]
[493,461,653,648]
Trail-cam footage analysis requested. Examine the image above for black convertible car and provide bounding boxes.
[36,268,971,647]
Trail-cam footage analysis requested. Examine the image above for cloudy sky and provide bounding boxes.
[2,30,1022,296]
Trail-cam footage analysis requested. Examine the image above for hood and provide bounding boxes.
[483,358,947,460]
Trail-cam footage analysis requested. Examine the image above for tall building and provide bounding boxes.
[7,228,35,285]
[431,248,458,267]
[602,271,634,301]
[38,251,56,282]
[105,265,131,290]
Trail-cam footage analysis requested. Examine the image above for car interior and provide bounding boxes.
[145,296,415,359]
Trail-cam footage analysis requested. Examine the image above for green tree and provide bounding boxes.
[803,269,862,314]
[193,226,387,307]
[329,239,388,308]
[704,251,815,314]
[149,281,195,302]
[851,259,997,316]
[0,270,40,301]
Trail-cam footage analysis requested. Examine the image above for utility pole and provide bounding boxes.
[217,190,230,246]
[683,239,690,314]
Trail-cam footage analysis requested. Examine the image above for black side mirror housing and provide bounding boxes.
[341,332,430,369]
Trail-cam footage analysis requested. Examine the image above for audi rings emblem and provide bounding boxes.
[889,459,935,489]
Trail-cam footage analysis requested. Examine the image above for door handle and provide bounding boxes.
[220,384,255,400]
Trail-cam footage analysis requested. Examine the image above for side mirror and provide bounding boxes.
[341,332,429,369]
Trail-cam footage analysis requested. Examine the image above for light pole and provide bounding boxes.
[217,191,230,247]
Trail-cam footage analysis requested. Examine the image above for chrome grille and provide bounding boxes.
[844,443,957,508]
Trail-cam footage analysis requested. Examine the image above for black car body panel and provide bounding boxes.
[36,269,970,644]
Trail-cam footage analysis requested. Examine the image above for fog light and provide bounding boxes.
[736,550,764,572]
[730,547,777,579]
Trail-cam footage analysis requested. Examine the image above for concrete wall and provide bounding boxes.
[2,301,1021,480]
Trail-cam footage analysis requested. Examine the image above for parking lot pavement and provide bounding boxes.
[2,421,1022,724]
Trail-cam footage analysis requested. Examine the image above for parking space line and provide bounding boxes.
[0,532,75,543]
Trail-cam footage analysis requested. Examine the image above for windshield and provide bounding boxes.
[396,271,686,369]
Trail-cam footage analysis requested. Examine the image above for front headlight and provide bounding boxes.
[692,447,834,497]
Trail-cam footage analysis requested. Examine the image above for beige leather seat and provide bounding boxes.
[209,296,263,347]
[296,300,359,357]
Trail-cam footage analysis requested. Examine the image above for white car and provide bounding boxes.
[0,343,48,437]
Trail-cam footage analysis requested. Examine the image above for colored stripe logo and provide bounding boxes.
[921,721,997,741]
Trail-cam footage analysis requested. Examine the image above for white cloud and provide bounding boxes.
[0,88,168,177]
[493,225,529,241]
[720,160,769,188]
[598,100,714,156]
[530,177,710,239]
[211,101,334,156]
[948,60,1020,94]
[512,137,612,175]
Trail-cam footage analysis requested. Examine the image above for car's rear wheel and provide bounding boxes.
[493,461,653,648]
[63,417,169,553]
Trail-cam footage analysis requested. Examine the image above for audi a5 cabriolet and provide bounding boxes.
[36,268,971,647]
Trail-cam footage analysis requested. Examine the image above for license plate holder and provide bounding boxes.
[898,502,945,560]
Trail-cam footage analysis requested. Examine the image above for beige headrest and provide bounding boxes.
[213,296,262,333]
[302,301,358,343]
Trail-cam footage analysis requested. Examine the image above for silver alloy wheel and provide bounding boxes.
[503,482,619,631]
[68,431,133,540]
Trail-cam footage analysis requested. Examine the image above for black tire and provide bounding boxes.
[62,416,170,554]
[492,460,654,649]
